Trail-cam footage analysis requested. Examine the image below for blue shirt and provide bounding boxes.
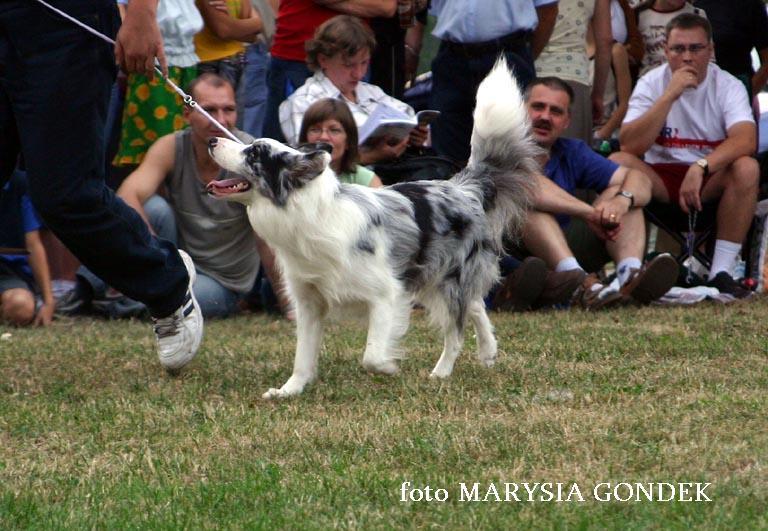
[430,0,558,42]
[544,138,618,227]
[0,172,43,276]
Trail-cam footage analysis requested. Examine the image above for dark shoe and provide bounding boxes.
[493,257,547,311]
[534,268,587,309]
[620,254,679,304]
[54,285,90,316]
[92,290,148,319]
[706,271,753,299]
[573,273,624,310]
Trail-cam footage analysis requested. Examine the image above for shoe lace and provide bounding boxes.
[153,312,181,339]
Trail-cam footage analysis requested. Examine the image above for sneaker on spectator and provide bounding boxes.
[54,281,91,316]
[534,268,587,309]
[153,250,203,372]
[620,253,679,304]
[706,271,753,299]
[573,273,623,310]
[493,256,547,311]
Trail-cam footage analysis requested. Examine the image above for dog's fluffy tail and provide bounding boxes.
[463,57,540,250]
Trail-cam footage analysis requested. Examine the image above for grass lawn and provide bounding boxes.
[1,298,767,529]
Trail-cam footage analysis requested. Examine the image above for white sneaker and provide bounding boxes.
[153,249,203,371]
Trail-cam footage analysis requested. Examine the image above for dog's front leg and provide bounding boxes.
[263,298,324,399]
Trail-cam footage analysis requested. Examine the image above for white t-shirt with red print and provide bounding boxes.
[623,62,754,164]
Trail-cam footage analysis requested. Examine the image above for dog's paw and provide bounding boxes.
[262,384,304,399]
[362,358,400,376]
[477,350,497,368]
[429,368,452,379]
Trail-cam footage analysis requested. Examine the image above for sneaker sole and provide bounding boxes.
[158,250,204,371]
[627,255,679,304]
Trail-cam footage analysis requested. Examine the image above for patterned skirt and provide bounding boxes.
[113,65,199,166]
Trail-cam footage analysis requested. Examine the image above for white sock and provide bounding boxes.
[616,257,643,286]
[555,256,582,272]
[708,240,742,280]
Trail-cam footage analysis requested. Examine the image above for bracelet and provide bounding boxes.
[404,44,419,57]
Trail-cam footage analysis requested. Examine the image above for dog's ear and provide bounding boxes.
[286,149,330,184]
[296,142,333,155]
[249,142,330,206]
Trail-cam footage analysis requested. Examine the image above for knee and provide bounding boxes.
[608,150,641,167]
[729,156,760,191]
[29,180,104,224]
[144,195,174,227]
[1,290,35,325]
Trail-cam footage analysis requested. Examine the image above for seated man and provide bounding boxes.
[58,73,288,319]
[504,76,678,310]
[614,13,759,298]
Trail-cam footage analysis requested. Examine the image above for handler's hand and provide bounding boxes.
[115,3,167,78]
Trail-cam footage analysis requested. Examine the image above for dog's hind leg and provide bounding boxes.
[361,297,406,375]
[468,299,497,367]
[263,291,326,399]
[429,322,464,379]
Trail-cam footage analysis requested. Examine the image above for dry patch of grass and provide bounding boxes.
[1,299,767,528]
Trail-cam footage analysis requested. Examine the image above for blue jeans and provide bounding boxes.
[262,56,312,142]
[429,41,535,164]
[0,0,188,317]
[238,42,270,137]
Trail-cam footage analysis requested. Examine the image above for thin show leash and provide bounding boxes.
[685,208,698,285]
[32,0,244,145]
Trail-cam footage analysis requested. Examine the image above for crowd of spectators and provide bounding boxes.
[3,0,768,331]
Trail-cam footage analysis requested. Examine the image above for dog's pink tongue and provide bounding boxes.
[206,178,250,195]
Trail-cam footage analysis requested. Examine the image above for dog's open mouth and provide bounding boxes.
[206,177,252,197]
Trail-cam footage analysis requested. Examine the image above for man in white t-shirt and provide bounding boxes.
[612,13,759,298]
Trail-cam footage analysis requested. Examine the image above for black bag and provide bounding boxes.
[373,153,461,185]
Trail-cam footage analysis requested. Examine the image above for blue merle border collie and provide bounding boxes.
[207,59,539,399]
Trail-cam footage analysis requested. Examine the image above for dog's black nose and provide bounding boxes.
[209,138,218,148]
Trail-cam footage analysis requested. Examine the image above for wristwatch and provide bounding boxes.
[695,158,709,177]
[615,189,635,208]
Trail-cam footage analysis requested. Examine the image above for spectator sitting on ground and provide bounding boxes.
[0,169,55,326]
[502,76,678,311]
[613,13,759,298]
[279,15,428,167]
[298,98,383,187]
[57,73,289,319]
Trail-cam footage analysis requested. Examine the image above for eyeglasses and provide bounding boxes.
[668,43,709,55]
[307,126,345,137]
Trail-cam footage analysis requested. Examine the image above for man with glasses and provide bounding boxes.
[612,13,759,298]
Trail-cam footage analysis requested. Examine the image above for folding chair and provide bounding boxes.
[643,199,718,271]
